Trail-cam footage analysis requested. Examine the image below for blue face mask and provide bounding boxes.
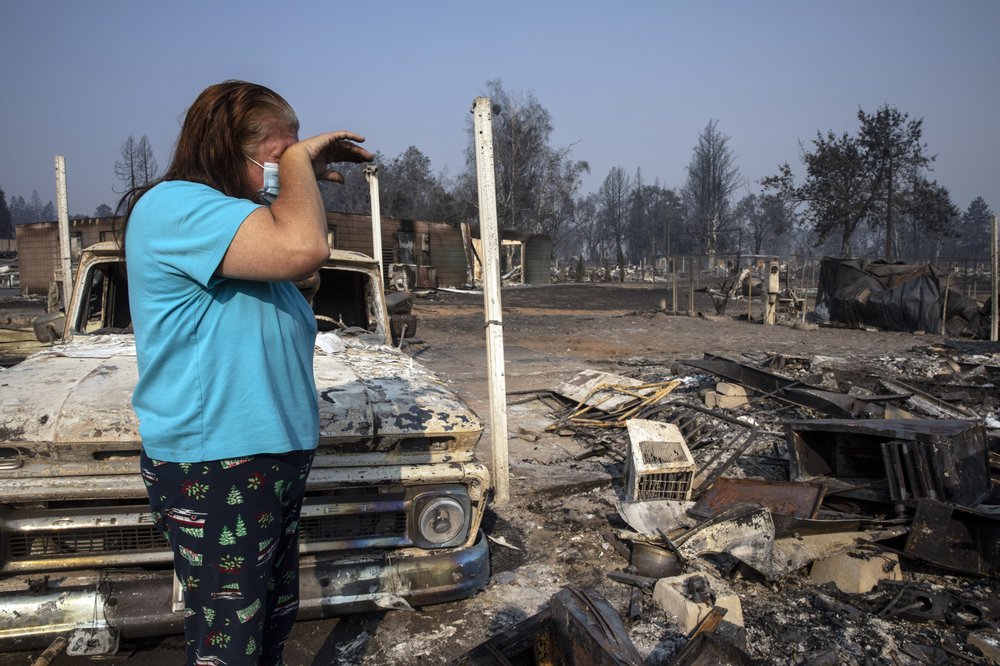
[247,156,280,204]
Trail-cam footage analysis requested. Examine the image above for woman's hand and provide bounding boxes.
[296,131,373,183]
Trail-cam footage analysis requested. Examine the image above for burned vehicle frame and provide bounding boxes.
[0,242,490,655]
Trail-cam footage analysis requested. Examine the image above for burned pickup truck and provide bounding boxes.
[0,242,490,656]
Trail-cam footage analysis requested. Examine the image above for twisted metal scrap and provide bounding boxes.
[548,380,681,429]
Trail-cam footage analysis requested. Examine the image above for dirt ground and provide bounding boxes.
[3,282,998,665]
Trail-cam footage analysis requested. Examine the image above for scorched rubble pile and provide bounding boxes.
[460,342,1000,665]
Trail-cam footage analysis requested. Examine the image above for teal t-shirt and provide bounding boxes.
[125,181,319,462]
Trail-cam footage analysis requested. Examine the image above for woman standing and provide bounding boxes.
[120,80,372,665]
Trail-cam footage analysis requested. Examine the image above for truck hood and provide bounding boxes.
[0,334,481,476]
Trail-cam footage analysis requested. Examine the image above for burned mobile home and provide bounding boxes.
[0,242,490,655]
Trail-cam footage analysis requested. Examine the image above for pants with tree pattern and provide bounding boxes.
[140,448,314,666]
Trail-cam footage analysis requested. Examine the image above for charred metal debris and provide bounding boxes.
[488,343,1000,664]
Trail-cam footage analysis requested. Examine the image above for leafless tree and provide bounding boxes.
[681,120,743,261]
[114,134,159,194]
[597,166,633,282]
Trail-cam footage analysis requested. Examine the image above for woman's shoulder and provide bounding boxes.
[143,180,223,202]
[135,181,253,219]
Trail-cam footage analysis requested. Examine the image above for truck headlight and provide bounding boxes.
[414,495,468,548]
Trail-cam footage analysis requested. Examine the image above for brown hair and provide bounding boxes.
[116,80,298,248]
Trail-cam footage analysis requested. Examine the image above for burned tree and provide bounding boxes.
[681,120,742,261]
[114,134,159,194]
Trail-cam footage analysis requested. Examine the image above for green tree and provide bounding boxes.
[378,146,457,222]
[734,192,792,256]
[896,177,959,260]
[9,196,27,225]
[858,106,933,258]
[956,196,994,260]
[0,188,13,239]
[765,106,937,259]
[460,80,589,248]
[764,132,879,258]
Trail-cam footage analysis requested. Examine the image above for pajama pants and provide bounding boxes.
[140,448,315,666]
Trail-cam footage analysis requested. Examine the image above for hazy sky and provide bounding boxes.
[2,1,998,218]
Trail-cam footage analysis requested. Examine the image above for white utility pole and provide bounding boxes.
[54,156,73,305]
[471,97,510,504]
[364,165,384,286]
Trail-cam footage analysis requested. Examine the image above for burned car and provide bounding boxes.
[0,242,490,656]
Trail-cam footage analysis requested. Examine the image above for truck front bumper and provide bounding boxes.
[0,531,489,654]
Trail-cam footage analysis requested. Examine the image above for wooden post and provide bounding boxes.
[364,166,384,286]
[992,216,998,342]
[54,156,73,307]
[941,262,952,336]
[471,97,510,504]
[671,258,678,313]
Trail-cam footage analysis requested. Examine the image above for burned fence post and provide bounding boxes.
[993,214,998,342]
[364,165,384,287]
[54,156,73,307]
[471,96,510,504]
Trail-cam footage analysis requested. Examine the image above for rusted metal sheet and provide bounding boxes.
[689,477,826,520]
[903,499,1000,577]
[786,418,990,506]
[679,353,903,418]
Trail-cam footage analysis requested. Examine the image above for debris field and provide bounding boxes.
[2,281,999,665]
[400,283,1000,666]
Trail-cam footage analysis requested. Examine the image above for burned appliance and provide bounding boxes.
[785,418,990,507]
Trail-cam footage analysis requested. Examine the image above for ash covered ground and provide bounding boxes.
[2,282,998,665]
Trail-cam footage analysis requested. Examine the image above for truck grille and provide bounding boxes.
[9,526,167,558]
[1,495,412,574]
